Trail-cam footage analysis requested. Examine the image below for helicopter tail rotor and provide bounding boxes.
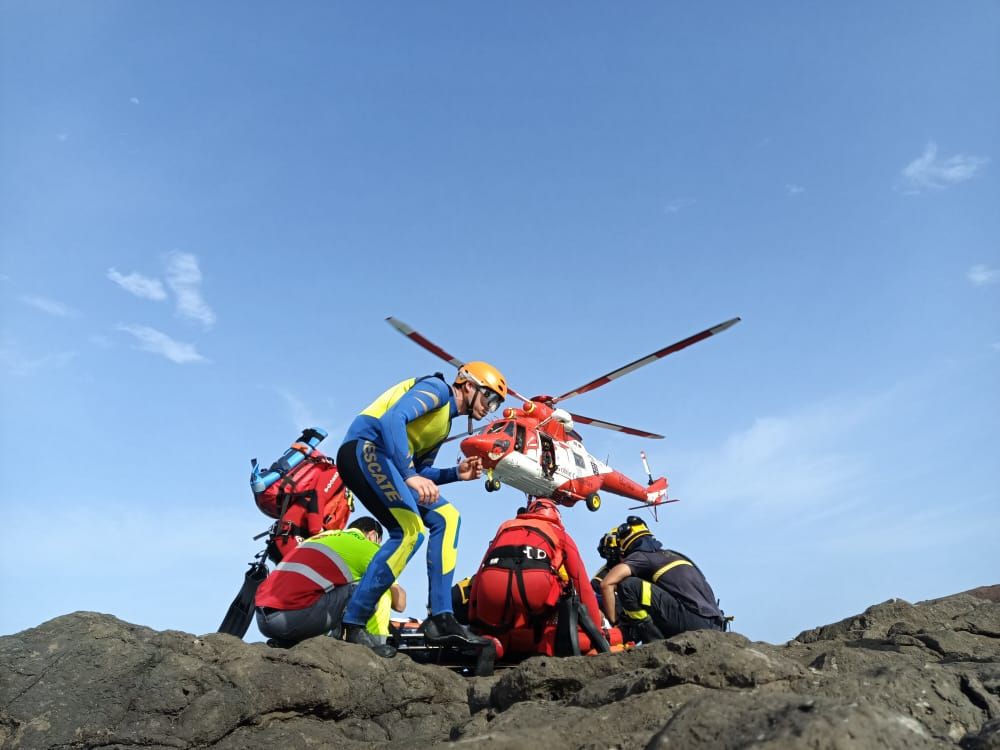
[641,450,654,485]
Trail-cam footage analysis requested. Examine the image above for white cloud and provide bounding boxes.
[665,198,695,214]
[116,324,206,364]
[786,184,805,196]
[899,142,988,193]
[56,133,69,142]
[165,252,216,328]
[19,295,78,317]
[271,388,348,440]
[967,264,1000,286]
[129,97,140,105]
[107,267,167,300]
[276,388,320,431]
[0,343,77,376]
[666,394,889,515]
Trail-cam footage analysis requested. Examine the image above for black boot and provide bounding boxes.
[423,612,490,647]
[345,625,397,658]
[634,616,665,644]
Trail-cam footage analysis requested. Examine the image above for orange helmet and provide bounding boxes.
[525,498,562,524]
[456,361,507,414]
[455,361,507,398]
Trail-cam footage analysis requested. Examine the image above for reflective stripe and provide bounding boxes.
[414,388,441,409]
[624,608,649,620]
[296,540,353,582]
[652,559,693,582]
[274,562,336,590]
[641,580,652,607]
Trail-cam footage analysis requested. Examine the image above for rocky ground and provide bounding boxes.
[1,587,997,749]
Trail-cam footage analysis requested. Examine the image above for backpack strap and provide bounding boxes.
[497,523,558,557]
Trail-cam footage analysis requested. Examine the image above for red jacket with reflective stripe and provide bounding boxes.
[255,530,375,610]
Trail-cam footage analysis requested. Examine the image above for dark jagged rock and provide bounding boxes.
[793,592,999,644]
[1,588,998,749]
[647,691,948,749]
[0,612,469,749]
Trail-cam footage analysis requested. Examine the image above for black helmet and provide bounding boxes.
[616,516,652,554]
[597,529,620,562]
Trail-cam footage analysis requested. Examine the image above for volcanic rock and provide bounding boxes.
[1,588,997,749]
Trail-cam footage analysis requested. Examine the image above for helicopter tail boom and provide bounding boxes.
[645,476,669,505]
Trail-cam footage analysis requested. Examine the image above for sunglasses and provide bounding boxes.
[477,386,503,413]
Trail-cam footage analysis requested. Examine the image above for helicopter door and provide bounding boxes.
[514,424,526,453]
[539,433,557,479]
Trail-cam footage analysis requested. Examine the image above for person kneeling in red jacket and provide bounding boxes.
[466,498,614,657]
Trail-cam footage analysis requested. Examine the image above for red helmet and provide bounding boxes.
[525,498,561,524]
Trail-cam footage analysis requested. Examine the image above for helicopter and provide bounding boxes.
[386,316,741,514]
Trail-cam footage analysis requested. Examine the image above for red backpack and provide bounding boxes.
[469,519,565,634]
[251,429,354,563]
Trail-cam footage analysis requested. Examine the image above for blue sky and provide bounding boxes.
[1,2,997,645]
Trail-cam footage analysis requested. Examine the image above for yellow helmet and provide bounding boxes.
[455,361,508,399]
[617,516,652,553]
[597,529,620,561]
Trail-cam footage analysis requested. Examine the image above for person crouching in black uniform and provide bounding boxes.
[598,517,725,642]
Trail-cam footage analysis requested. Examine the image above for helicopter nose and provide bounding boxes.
[461,434,511,468]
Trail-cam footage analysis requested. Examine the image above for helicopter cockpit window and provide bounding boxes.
[514,425,526,453]
[573,452,587,469]
[487,421,516,437]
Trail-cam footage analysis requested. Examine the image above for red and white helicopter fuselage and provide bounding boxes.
[460,401,669,512]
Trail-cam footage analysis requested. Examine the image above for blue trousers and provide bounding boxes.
[338,439,461,625]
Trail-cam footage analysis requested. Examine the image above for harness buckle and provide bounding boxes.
[523,545,548,560]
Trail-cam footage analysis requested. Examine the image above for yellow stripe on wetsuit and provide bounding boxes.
[385,506,425,578]
[429,502,460,575]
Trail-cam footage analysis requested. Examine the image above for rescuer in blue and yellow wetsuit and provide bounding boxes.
[336,362,508,657]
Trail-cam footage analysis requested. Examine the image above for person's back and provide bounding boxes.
[616,518,721,621]
[600,517,724,640]
[254,517,396,647]
[256,526,377,610]
[469,499,603,647]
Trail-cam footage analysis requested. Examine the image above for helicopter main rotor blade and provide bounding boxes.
[386,317,465,369]
[568,412,665,439]
[553,317,741,404]
[386,316,530,403]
